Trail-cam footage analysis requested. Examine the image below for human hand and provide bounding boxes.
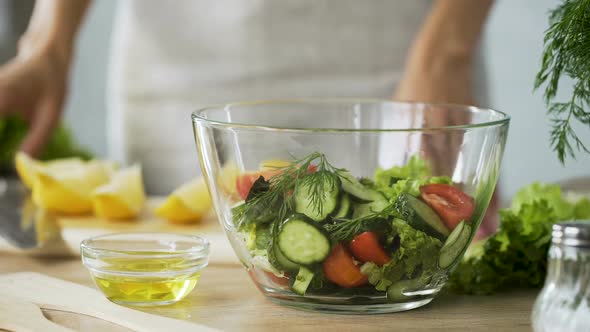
[0,46,69,157]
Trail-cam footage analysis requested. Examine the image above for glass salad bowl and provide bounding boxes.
[192,99,509,313]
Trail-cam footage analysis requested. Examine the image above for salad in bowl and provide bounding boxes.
[192,99,508,313]
[232,153,478,305]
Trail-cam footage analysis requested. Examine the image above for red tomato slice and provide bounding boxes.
[323,244,368,288]
[236,170,280,200]
[236,164,318,200]
[420,184,475,231]
[349,232,391,266]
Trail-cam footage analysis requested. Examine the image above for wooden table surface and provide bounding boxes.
[0,253,536,332]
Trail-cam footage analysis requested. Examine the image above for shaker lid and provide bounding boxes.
[552,221,590,247]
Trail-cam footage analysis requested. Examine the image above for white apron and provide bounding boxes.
[107,0,485,194]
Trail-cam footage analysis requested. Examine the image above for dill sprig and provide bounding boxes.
[293,155,344,219]
[237,152,345,229]
[324,204,397,242]
[535,0,590,162]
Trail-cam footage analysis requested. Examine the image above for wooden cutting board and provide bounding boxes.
[0,272,219,332]
[0,198,240,265]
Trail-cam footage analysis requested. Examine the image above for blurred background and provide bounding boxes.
[1,0,589,200]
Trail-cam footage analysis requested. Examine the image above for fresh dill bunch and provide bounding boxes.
[535,0,590,162]
[237,152,346,228]
[324,204,397,242]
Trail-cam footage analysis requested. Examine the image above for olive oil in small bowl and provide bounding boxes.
[81,233,209,306]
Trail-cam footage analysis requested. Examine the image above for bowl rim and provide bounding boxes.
[80,232,210,259]
[191,98,510,132]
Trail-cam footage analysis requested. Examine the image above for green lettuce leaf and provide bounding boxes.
[363,219,442,291]
[374,155,431,188]
[378,176,452,202]
[254,225,272,250]
[574,198,590,219]
[373,155,451,202]
[511,182,575,220]
[448,182,590,295]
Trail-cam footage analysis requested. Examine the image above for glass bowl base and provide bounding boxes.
[108,298,185,307]
[267,296,434,314]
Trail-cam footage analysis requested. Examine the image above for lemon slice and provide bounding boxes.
[155,177,212,224]
[92,165,146,220]
[32,160,114,215]
[15,152,83,190]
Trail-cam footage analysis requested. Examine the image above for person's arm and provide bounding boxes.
[394,0,494,104]
[0,0,91,156]
[394,0,499,237]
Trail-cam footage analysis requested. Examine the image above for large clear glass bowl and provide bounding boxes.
[192,99,509,313]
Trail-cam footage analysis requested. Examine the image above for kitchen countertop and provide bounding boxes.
[1,253,536,332]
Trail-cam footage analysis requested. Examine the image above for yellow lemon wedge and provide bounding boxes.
[32,160,114,215]
[15,152,39,189]
[15,152,84,190]
[155,177,212,224]
[92,165,146,220]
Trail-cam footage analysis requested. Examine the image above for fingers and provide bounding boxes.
[19,94,62,157]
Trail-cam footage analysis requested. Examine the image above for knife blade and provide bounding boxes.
[0,178,39,249]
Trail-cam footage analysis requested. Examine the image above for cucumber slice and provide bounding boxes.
[352,197,389,219]
[340,171,384,202]
[268,222,300,272]
[386,278,428,302]
[294,178,340,222]
[292,266,314,295]
[394,194,450,241]
[438,221,472,269]
[272,242,300,272]
[333,194,352,219]
[277,214,331,265]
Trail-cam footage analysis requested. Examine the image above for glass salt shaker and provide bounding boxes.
[532,221,590,332]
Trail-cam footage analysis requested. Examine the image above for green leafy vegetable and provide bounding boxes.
[378,176,452,202]
[255,225,273,250]
[0,115,92,169]
[573,197,590,219]
[512,182,587,220]
[448,182,590,294]
[362,219,442,291]
[374,155,431,187]
[535,0,590,162]
[373,155,451,202]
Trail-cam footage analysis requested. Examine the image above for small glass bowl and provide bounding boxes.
[81,232,209,306]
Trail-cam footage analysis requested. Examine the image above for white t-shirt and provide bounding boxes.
[107,0,484,194]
